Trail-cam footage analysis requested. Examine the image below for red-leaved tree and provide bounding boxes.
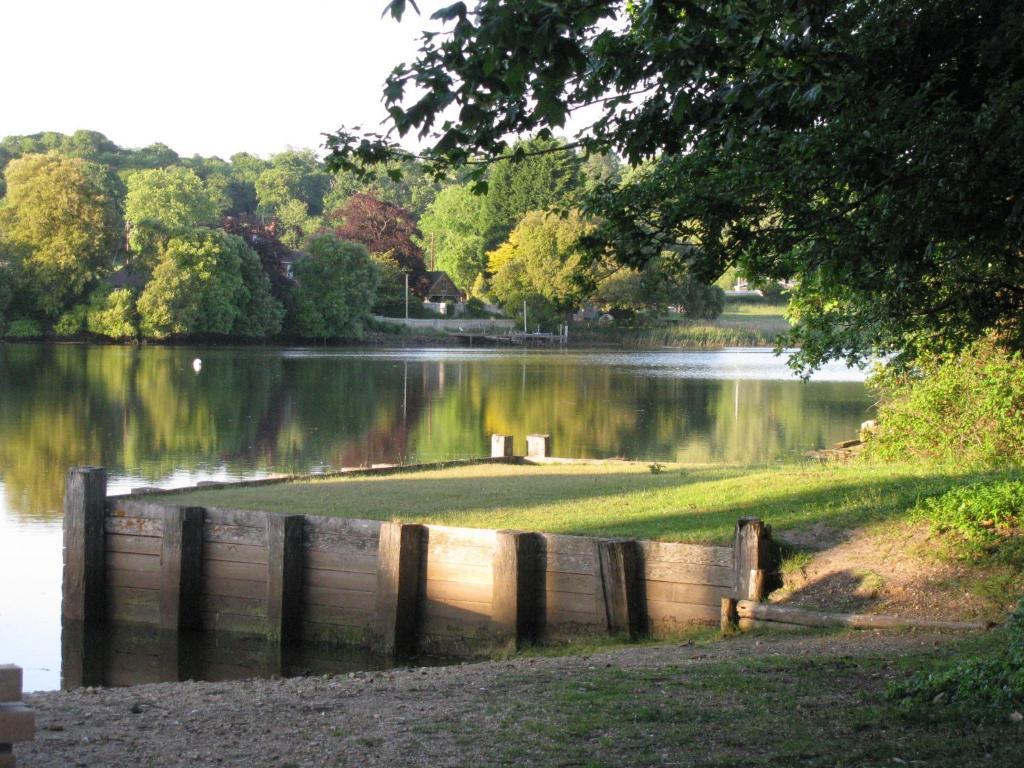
[330,193,429,295]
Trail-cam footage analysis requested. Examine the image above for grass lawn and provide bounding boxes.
[159,459,1008,546]
[478,630,1019,767]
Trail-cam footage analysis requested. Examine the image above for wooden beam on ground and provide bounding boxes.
[62,467,107,623]
[375,522,425,657]
[160,506,205,632]
[492,531,541,647]
[735,600,991,631]
[267,514,305,645]
[598,539,645,640]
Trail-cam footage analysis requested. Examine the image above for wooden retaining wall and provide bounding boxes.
[62,467,777,657]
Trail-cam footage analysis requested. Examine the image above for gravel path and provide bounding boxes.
[21,630,961,768]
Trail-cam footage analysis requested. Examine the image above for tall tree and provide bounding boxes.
[255,150,330,217]
[480,136,581,250]
[124,166,228,259]
[417,183,488,288]
[136,229,282,338]
[331,193,428,293]
[333,0,1024,371]
[290,235,379,338]
[0,152,120,317]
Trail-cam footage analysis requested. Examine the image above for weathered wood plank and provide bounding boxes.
[63,467,108,623]
[267,514,304,644]
[643,562,735,588]
[304,567,377,593]
[421,608,492,633]
[107,500,168,520]
[537,551,596,576]
[638,540,733,568]
[598,539,645,640]
[108,568,162,590]
[204,558,266,582]
[201,610,267,635]
[204,542,268,564]
[304,533,380,559]
[106,551,160,574]
[203,507,270,528]
[544,571,594,595]
[374,522,424,657]
[0,666,23,702]
[302,604,375,628]
[540,533,598,556]
[104,516,162,537]
[646,599,720,627]
[302,585,376,611]
[203,523,266,547]
[160,506,205,632]
[491,531,540,646]
[304,516,381,539]
[105,585,159,624]
[545,589,599,615]
[203,594,267,617]
[202,576,267,600]
[426,560,492,585]
[105,533,162,556]
[425,578,492,604]
[426,526,497,549]
[735,600,990,631]
[304,549,378,575]
[643,580,734,607]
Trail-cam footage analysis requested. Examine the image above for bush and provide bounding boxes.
[86,288,138,339]
[916,480,1024,550]
[53,304,87,336]
[5,318,43,338]
[463,297,492,319]
[887,599,1024,720]
[869,338,1024,466]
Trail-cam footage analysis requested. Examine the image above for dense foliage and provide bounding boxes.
[868,339,1024,466]
[888,599,1024,720]
[291,235,379,339]
[333,0,1024,371]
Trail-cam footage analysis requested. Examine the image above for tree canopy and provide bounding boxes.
[331,0,1024,370]
[124,166,228,258]
[291,235,379,339]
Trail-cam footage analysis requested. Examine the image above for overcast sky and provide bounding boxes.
[1,0,440,159]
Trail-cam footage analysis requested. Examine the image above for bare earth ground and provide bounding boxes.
[773,521,999,621]
[22,629,1014,768]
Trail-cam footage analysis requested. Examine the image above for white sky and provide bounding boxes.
[0,0,442,159]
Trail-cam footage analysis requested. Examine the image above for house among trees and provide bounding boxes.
[424,271,462,303]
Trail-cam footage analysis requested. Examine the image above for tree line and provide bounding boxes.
[0,130,724,341]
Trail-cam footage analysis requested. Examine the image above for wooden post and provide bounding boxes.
[597,539,645,640]
[733,517,768,601]
[491,434,514,458]
[62,467,107,623]
[267,515,305,645]
[492,531,541,647]
[374,522,425,657]
[60,620,104,690]
[720,597,739,632]
[160,506,205,632]
[0,664,34,766]
[526,433,551,459]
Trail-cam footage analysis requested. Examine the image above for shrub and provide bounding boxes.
[915,480,1024,550]
[86,288,138,339]
[868,338,1024,466]
[5,318,43,338]
[53,304,87,336]
[887,599,1024,720]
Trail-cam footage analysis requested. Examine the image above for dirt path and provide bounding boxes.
[22,630,968,768]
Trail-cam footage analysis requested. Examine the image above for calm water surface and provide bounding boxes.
[0,343,872,690]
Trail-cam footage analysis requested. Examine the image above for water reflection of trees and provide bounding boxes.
[0,347,872,520]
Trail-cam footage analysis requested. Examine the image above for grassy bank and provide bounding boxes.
[575,300,792,349]
[162,459,1004,545]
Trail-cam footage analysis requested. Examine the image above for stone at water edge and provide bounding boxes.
[1010,711,1023,723]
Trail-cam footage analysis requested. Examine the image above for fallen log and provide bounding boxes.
[735,600,991,632]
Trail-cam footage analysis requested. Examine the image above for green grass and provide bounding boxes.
[159,460,1008,545]
[576,299,791,349]
[475,631,1019,767]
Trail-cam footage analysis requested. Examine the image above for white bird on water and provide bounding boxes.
[192,358,202,373]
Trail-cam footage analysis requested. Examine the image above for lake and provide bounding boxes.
[0,343,872,690]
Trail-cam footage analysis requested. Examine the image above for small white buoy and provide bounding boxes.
[192,358,202,373]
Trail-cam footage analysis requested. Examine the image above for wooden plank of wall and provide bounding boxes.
[106,585,159,624]
[422,526,497,636]
[638,541,733,568]
[105,516,162,537]
[205,542,267,565]
[106,533,161,556]
[646,599,721,629]
[305,550,378,574]
[644,580,733,608]
[643,561,735,588]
